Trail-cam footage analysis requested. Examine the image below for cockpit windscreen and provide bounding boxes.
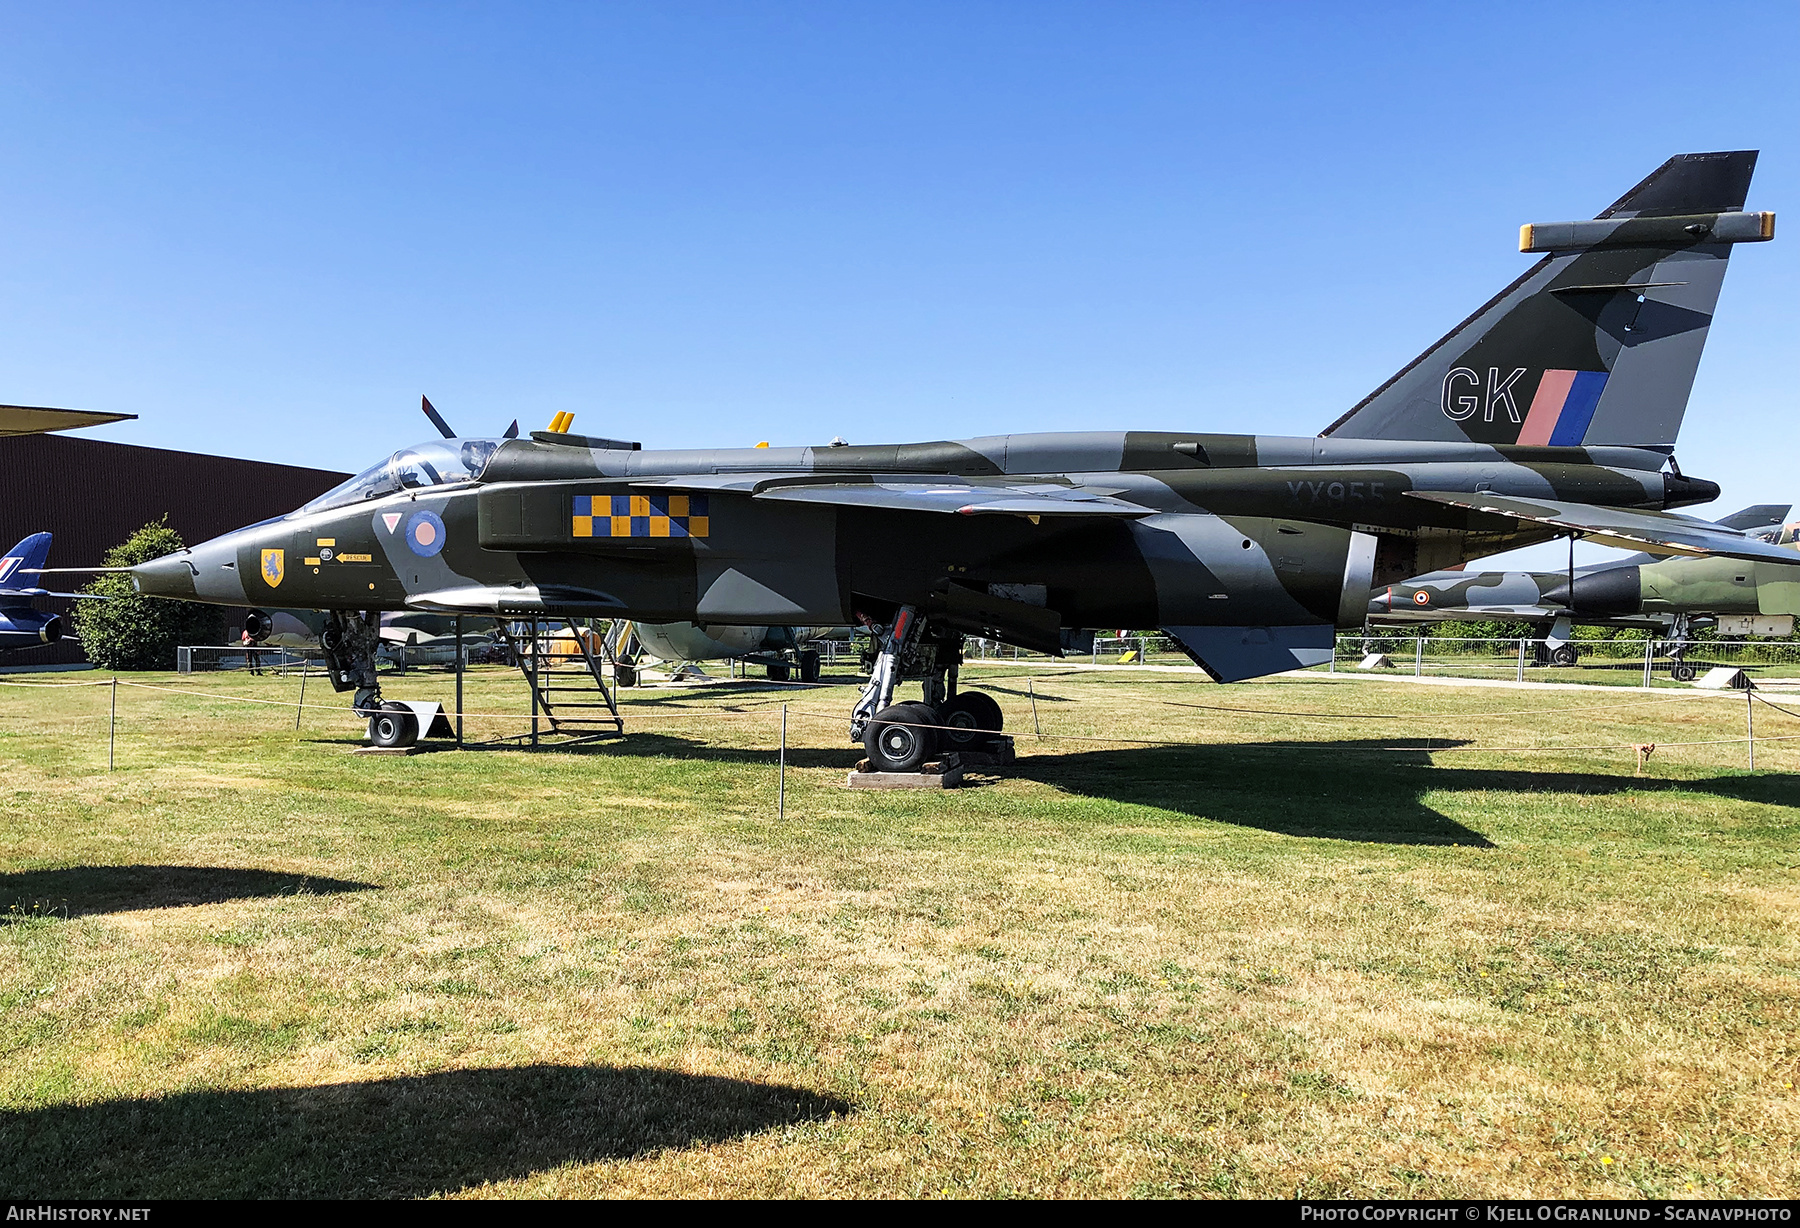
[296,439,500,517]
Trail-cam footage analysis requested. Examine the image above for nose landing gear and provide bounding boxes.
[320,610,415,746]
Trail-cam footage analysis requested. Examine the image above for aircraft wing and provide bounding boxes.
[630,473,1156,517]
[1406,491,1800,563]
[749,480,1154,517]
[0,586,105,601]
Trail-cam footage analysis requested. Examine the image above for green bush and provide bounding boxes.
[72,520,221,671]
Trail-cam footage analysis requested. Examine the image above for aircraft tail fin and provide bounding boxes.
[0,532,53,596]
[1321,151,1769,452]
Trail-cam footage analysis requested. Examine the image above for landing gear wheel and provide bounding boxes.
[1551,645,1580,667]
[864,702,938,772]
[368,702,418,749]
[1670,662,1697,682]
[938,690,1003,749]
[766,662,791,682]
[798,649,821,684]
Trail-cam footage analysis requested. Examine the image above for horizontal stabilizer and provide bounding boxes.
[0,589,106,601]
[1712,504,1792,532]
[1406,491,1800,563]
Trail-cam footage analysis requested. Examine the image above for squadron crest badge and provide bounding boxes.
[261,548,284,588]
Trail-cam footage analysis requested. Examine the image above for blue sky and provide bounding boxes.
[1,2,1794,566]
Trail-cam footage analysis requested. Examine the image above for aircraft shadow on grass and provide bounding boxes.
[571,734,1800,850]
[0,865,377,922]
[1010,741,1800,848]
[0,1064,852,1199]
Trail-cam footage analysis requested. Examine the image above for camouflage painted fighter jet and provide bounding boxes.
[1370,506,1800,677]
[130,151,1780,765]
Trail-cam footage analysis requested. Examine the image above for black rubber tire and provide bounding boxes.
[938,690,1004,748]
[1551,645,1580,667]
[864,702,938,772]
[798,650,821,684]
[1670,662,1697,682]
[368,703,418,749]
[766,662,791,682]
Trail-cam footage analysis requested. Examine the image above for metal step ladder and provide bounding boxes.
[492,618,624,746]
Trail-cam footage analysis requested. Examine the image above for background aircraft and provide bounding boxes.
[126,152,1778,764]
[622,620,831,682]
[1369,506,1798,676]
[0,533,98,653]
[243,607,498,667]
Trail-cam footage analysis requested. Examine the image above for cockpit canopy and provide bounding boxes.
[297,439,500,517]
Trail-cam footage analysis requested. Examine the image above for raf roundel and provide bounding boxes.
[406,510,447,557]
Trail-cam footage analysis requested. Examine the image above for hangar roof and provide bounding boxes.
[0,404,137,436]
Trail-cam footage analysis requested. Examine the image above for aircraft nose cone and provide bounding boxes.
[131,553,199,599]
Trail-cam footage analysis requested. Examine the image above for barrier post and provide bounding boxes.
[1643,638,1654,689]
[1415,635,1423,677]
[778,704,787,820]
[455,615,465,747]
[1747,686,1755,771]
[295,662,308,731]
[108,676,117,771]
[1028,679,1041,738]
[1517,638,1525,682]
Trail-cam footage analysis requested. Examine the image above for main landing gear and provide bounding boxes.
[1664,613,1698,682]
[850,605,1009,772]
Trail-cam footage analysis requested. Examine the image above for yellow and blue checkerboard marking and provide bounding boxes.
[572,494,709,539]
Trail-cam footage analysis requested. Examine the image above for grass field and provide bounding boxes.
[2,662,1797,1199]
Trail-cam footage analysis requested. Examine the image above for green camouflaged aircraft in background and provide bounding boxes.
[130,151,1781,765]
[1369,507,1800,678]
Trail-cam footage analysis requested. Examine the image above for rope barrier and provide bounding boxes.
[1751,691,1800,722]
[778,706,1796,758]
[0,678,114,688]
[2,669,1792,764]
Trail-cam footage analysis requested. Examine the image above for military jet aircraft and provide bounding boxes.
[128,150,1779,767]
[623,620,831,682]
[1370,506,1798,677]
[241,607,499,666]
[0,533,96,652]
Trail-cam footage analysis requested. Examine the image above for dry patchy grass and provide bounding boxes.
[0,663,1796,1198]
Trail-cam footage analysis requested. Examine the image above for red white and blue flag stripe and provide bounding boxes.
[1517,370,1609,446]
